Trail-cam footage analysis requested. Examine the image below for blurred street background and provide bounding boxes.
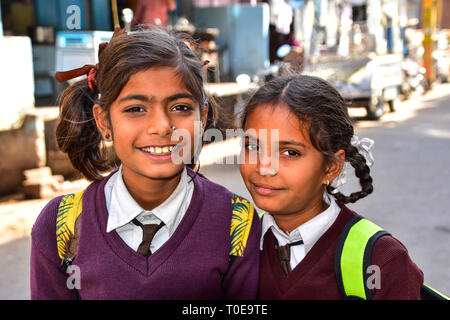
[1,0,449,299]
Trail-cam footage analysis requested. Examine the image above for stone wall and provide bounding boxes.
[0,115,46,195]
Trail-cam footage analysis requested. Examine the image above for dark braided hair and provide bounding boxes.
[241,74,374,204]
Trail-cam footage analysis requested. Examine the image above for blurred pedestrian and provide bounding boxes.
[131,0,176,27]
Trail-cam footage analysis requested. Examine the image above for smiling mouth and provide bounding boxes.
[251,182,284,195]
[139,144,182,156]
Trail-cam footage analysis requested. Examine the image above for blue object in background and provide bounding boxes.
[0,0,3,36]
[194,4,270,81]
[91,0,112,30]
[386,16,393,54]
[57,0,87,30]
[34,0,59,28]
[386,26,393,54]
[277,44,291,58]
[34,0,111,31]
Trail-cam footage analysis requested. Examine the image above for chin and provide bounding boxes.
[145,164,185,180]
[125,161,184,181]
[248,192,285,215]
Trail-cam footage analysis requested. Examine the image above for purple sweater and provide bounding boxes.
[259,205,423,299]
[30,168,261,300]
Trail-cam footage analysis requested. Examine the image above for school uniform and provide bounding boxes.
[259,193,424,299]
[104,166,194,253]
[30,167,261,299]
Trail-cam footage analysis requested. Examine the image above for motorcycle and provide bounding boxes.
[401,58,430,99]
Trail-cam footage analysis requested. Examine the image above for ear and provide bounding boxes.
[92,104,111,140]
[324,149,345,184]
[201,102,209,132]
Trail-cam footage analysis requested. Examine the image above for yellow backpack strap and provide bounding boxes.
[229,193,255,257]
[56,191,85,261]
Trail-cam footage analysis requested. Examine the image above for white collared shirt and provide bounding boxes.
[104,166,194,253]
[261,192,341,270]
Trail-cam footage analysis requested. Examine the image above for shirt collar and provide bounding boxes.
[106,166,189,235]
[260,191,341,252]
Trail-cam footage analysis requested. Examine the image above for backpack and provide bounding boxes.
[335,215,449,300]
[56,191,256,296]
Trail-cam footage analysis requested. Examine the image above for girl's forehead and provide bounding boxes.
[245,103,311,143]
[117,66,192,98]
[246,103,305,129]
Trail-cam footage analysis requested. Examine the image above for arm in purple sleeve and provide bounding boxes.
[30,197,78,300]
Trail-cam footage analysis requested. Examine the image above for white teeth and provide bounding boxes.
[141,146,175,155]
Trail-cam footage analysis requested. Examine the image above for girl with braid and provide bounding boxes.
[239,74,423,299]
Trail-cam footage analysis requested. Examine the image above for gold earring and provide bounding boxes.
[325,180,330,186]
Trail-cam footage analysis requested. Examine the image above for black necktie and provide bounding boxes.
[132,218,164,257]
[275,237,304,276]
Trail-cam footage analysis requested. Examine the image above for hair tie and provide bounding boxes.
[87,67,98,93]
[330,136,374,195]
[351,136,375,167]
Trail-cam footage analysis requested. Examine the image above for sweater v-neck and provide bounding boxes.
[264,205,354,294]
[88,167,204,276]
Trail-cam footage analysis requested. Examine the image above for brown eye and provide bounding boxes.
[171,104,193,112]
[245,142,259,151]
[125,106,145,113]
[282,149,300,157]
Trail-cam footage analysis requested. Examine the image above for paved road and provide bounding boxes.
[1,83,449,299]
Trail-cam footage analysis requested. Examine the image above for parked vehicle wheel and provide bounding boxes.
[366,95,385,120]
[418,78,430,95]
[388,98,399,113]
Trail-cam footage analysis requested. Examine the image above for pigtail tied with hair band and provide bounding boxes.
[331,136,375,194]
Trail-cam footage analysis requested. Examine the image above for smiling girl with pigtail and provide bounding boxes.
[239,74,424,299]
[30,27,261,300]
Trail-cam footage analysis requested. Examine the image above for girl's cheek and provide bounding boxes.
[239,163,254,182]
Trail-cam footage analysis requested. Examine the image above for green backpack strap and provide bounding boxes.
[335,215,450,300]
[56,191,85,262]
[421,284,450,300]
[334,215,390,300]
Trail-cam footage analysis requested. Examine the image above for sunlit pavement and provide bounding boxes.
[1,83,449,299]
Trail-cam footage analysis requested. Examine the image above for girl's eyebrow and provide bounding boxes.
[118,94,149,102]
[245,135,306,149]
[164,93,196,104]
[279,140,306,148]
[118,93,195,103]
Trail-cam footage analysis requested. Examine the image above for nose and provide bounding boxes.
[147,108,172,137]
[256,153,278,176]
